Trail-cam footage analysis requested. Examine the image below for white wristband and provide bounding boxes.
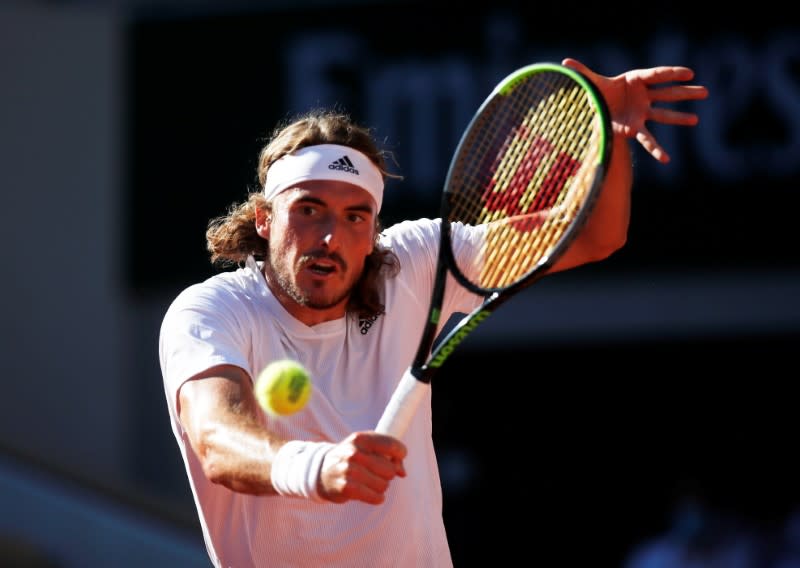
[270,441,335,502]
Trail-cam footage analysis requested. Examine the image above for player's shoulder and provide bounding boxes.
[167,259,263,313]
[380,217,442,249]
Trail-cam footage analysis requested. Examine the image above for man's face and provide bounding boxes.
[259,180,378,323]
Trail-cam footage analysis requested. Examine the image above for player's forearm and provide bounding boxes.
[192,418,283,495]
[549,132,631,272]
[179,371,286,495]
[590,131,633,250]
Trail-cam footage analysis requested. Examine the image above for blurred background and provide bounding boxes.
[1,1,798,566]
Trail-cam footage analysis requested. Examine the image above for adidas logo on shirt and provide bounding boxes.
[329,155,359,175]
[358,314,380,335]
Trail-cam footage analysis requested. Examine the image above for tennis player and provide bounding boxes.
[159,58,708,567]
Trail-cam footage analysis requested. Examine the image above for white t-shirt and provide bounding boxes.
[159,217,483,568]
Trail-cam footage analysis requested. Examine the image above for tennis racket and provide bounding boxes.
[375,62,612,438]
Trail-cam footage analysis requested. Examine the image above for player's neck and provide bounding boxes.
[282,300,347,327]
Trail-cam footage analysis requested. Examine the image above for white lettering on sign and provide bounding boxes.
[286,24,800,205]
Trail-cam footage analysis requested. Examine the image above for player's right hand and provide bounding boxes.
[317,431,407,504]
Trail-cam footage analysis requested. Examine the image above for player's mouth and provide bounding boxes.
[306,261,337,276]
[300,253,346,277]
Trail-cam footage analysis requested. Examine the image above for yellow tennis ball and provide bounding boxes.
[255,359,312,417]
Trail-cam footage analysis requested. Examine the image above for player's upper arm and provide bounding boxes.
[178,364,258,450]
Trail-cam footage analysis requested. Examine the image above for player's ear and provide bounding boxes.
[255,205,270,239]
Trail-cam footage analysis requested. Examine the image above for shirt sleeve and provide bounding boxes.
[158,282,252,423]
[382,218,483,324]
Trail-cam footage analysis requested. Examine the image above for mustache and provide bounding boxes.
[299,250,347,271]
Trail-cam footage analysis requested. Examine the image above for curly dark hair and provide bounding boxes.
[205,109,401,319]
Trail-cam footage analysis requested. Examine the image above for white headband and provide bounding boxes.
[264,144,384,212]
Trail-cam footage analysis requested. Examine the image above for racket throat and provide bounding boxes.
[425,307,494,371]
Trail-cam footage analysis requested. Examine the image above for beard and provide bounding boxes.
[266,248,354,311]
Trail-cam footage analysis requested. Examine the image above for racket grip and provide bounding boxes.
[374,368,430,439]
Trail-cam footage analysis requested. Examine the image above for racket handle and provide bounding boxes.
[374,368,430,439]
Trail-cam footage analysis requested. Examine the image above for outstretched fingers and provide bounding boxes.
[635,128,668,164]
[648,107,700,126]
[635,65,696,84]
[560,57,708,164]
[648,84,710,103]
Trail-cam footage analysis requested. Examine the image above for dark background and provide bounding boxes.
[128,7,800,288]
[434,336,800,565]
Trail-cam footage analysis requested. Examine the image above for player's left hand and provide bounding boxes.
[562,58,709,164]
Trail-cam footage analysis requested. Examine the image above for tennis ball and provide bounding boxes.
[255,359,312,417]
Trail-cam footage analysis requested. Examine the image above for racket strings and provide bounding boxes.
[448,71,602,289]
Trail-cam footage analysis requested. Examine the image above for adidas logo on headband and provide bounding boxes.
[329,156,359,175]
[264,144,384,211]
